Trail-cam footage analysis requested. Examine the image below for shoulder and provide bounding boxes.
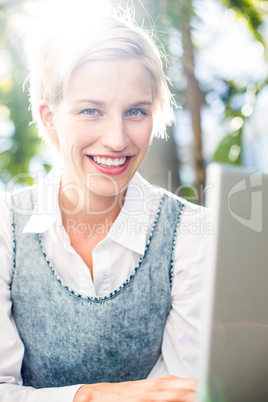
[0,191,13,228]
[148,185,210,252]
[147,183,208,227]
[129,173,210,233]
[0,185,34,221]
[0,186,36,240]
[143,177,207,222]
[0,192,14,282]
[7,185,36,215]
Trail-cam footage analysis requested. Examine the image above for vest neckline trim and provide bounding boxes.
[38,194,167,302]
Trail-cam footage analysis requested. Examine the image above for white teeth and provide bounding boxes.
[92,156,127,167]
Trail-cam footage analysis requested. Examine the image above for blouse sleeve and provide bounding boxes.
[157,202,207,378]
[0,192,81,402]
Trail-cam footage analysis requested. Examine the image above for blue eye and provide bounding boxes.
[126,108,146,117]
[81,109,99,116]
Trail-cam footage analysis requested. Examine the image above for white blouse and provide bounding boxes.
[0,170,207,402]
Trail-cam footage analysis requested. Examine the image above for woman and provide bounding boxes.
[0,7,206,402]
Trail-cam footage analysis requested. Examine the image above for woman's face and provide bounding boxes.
[44,58,154,202]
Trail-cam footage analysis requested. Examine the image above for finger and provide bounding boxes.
[174,377,197,392]
[148,389,196,402]
[147,376,197,393]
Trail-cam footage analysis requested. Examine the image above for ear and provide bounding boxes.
[38,101,58,144]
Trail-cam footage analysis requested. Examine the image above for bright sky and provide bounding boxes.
[13,0,112,63]
[196,0,267,170]
[194,0,267,83]
[8,0,268,90]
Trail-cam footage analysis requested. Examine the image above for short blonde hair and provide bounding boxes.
[29,9,175,140]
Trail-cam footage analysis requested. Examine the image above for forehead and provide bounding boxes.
[64,58,153,104]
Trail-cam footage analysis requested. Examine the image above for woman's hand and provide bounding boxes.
[73,375,196,402]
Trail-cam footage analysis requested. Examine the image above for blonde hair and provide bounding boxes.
[29,8,175,140]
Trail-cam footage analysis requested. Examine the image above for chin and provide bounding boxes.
[88,182,127,198]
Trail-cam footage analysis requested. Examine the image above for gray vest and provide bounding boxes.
[11,186,184,388]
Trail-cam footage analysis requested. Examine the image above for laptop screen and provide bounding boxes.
[197,163,268,402]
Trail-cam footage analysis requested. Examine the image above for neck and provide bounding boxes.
[59,181,126,232]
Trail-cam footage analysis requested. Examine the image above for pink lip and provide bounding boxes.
[87,155,132,175]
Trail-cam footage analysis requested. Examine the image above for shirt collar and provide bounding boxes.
[23,170,161,256]
[23,168,61,234]
[107,172,158,255]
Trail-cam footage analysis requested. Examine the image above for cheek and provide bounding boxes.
[131,120,153,150]
[142,124,154,150]
[58,120,97,151]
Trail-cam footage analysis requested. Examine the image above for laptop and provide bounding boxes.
[197,163,268,402]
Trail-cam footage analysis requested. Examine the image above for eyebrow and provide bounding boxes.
[129,101,153,108]
[76,99,105,106]
[75,99,153,108]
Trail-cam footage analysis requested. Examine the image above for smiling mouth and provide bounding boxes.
[89,155,128,168]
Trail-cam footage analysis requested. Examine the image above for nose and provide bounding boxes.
[101,116,129,151]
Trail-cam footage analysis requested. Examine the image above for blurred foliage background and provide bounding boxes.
[0,0,268,204]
